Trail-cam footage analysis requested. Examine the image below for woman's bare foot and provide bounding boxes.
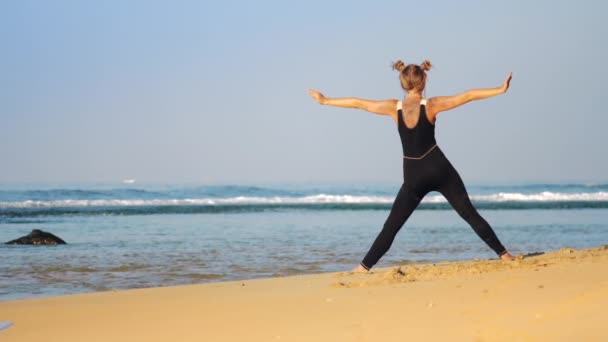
[500,252,517,261]
[351,264,369,273]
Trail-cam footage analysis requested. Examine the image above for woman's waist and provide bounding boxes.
[402,143,440,160]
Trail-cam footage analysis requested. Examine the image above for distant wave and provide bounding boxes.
[1,192,607,209]
[471,191,608,202]
[0,195,393,208]
[0,192,607,218]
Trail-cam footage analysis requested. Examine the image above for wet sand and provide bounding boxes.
[1,245,607,341]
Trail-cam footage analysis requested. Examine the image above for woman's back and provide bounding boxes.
[397,99,437,159]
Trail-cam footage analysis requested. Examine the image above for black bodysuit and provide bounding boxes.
[360,99,507,270]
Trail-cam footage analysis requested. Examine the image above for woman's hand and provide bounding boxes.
[500,72,512,93]
[307,89,326,105]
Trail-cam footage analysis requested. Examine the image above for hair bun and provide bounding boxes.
[392,60,406,73]
[420,60,432,71]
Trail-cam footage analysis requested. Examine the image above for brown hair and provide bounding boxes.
[392,59,432,92]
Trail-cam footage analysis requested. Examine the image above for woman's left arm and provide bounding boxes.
[308,89,397,116]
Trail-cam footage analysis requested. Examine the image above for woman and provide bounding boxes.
[308,59,516,273]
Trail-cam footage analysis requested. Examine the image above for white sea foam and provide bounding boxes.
[1,192,608,209]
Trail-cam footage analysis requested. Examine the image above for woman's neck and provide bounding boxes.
[407,91,423,99]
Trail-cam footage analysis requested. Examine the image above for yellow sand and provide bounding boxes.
[1,246,608,342]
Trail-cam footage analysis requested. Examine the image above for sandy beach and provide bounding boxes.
[1,245,607,342]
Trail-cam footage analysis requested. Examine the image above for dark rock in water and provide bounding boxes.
[5,229,67,245]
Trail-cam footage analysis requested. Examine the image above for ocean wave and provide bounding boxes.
[0,185,303,202]
[0,195,392,208]
[0,192,607,209]
[471,191,608,202]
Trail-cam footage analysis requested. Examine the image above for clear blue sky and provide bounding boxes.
[1,0,606,184]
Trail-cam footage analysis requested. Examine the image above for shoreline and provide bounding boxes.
[1,245,607,341]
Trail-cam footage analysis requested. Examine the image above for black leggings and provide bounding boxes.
[361,148,507,270]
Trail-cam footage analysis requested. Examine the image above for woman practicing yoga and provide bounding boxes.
[308,59,516,273]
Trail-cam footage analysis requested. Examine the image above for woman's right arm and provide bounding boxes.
[307,89,397,116]
[427,72,512,120]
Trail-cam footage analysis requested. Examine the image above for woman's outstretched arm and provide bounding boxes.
[308,89,397,116]
[427,72,512,121]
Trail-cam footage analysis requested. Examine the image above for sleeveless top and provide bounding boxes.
[397,99,437,159]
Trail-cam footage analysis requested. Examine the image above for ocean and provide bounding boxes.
[1,182,607,301]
